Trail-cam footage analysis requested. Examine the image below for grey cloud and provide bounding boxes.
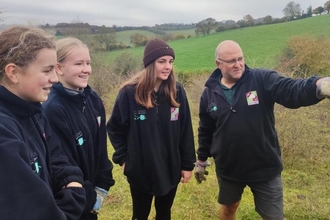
[1,0,326,26]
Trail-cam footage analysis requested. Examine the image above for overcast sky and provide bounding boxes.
[1,0,326,27]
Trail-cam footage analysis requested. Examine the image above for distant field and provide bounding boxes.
[164,28,196,36]
[103,14,330,72]
[116,30,158,46]
[116,29,195,46]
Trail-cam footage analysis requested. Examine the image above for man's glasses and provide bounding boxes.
[217,57,244,65]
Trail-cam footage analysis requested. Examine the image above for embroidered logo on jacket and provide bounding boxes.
[246,91,259,105]
[170,107,179,121]
[30,152,42,175]
[208,103,218,112]
[134,110,147,121]
[74,131,85,146]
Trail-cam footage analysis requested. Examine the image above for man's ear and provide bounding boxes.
[4,63,20,84]
[55,62,64,76]
[215,60,221,68]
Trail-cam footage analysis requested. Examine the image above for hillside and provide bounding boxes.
[104,14,330,72]
[116,29,196,46]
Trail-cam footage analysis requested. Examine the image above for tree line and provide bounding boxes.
[195,1,330,35]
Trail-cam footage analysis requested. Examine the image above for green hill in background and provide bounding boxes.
[106,14,330,73]
[116,29,196,46]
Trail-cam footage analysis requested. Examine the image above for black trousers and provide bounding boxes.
[130,185,178,220]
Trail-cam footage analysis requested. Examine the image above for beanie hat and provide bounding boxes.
[143,38,175,68]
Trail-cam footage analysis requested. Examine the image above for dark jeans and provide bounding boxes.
[130,185,178,220]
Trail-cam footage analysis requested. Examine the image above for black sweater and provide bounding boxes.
[107,82,196,196]
[198,66,322,182]
[43,83,115,214]
[0,86,86,220]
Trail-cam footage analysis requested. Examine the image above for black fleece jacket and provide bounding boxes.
[43,83,115,215]
[198,66,322,182]
[0,86,86,220]
[107,82,196,196]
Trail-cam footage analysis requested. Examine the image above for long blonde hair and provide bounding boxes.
[120,62,179,109]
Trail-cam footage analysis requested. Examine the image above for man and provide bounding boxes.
[194,40,330,220]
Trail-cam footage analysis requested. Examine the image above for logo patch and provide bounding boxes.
[74,131,84,146]
[30,152,42,175]
[134,110,147,121]
[170,107,179,121]
[208,103,218,113]
[246,91,259,105]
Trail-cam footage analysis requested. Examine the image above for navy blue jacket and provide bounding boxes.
[198,66,322,182]
[0,86,86,220]
[43,83,115,215]
[107,82,196,196]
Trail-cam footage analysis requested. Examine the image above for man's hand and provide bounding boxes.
[316,77,330,99]
[91,187,108,214]
[194,160,211,184]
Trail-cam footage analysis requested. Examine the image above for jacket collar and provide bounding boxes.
[0,86,42,118]
[205,64,250,90]
[52,82,92,103]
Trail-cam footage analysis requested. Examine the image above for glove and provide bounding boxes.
[91,187,108,214]
[316,77,330,99]
[194,160,211,184]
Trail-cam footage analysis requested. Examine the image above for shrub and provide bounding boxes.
[89,53,122,103]
[277,35,330,77]
[112,51,142,76]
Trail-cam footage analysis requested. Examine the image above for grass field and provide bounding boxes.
[116,29,196,46]
[103,14,330,73]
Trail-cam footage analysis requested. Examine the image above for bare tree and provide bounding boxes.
[236,19,249,28]
[195,18,218,36]
[263,15,273,24]
[283,1,302,20]
[313,6,324,15]
[306,5,313,17]
[93,25,117,51]
[243,14,254,26]
[324,1,330,13]
[130,33,148,47]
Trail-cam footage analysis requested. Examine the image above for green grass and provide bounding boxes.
[116,30,159,46]
[104,14,330,73]
[116,29,196,46]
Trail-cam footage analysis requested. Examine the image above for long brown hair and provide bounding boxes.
[120,61,179,109]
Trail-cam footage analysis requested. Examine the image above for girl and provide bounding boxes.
[107,38,196,220]
[0,26,86,220]
[43,37,115,220]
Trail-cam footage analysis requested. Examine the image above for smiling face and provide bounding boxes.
[56,46,91,90]
[9,48,58,102]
